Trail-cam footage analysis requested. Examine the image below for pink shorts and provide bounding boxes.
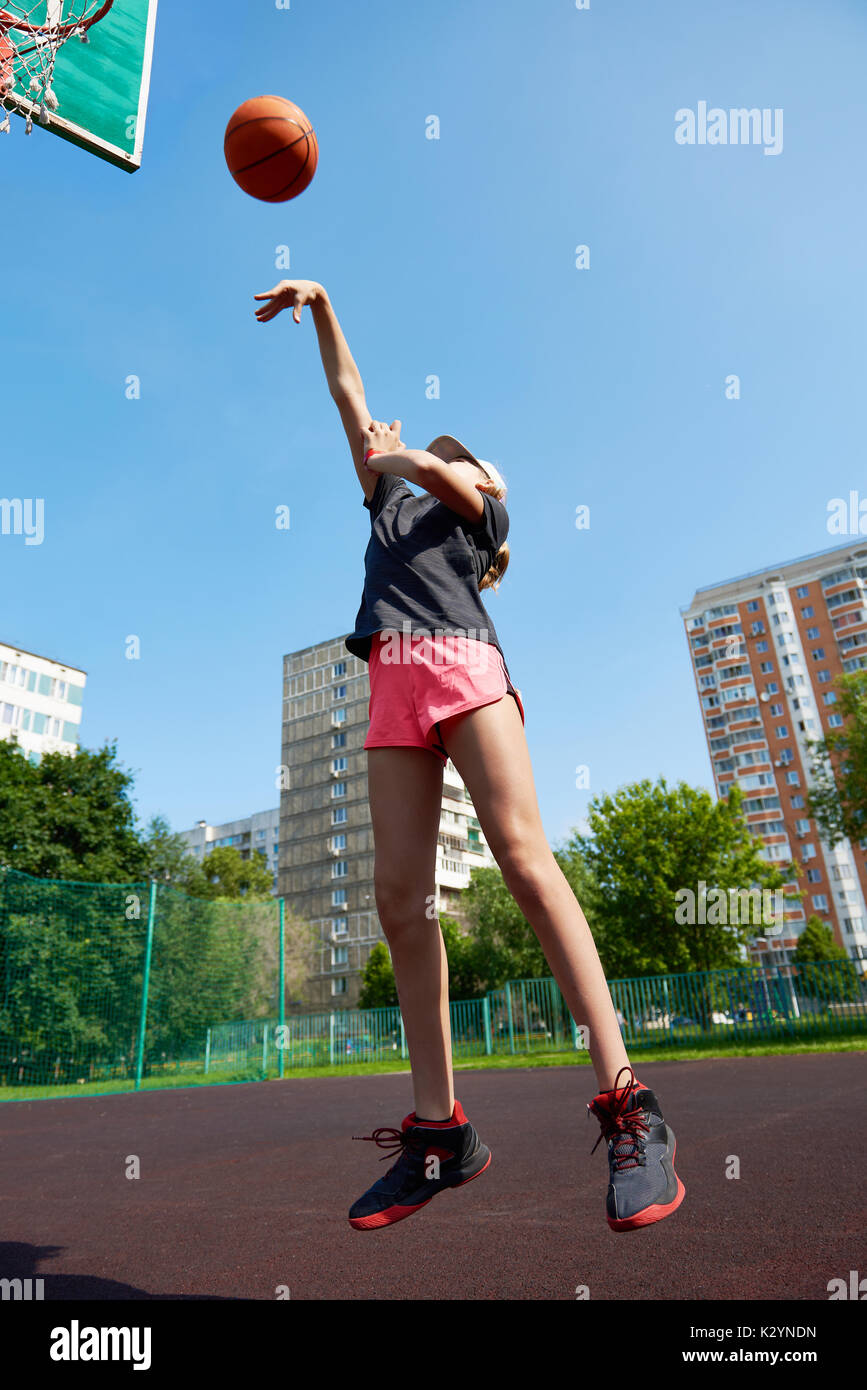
[364,629,525,765]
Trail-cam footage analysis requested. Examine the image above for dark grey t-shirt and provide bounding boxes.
[345,472,513,678]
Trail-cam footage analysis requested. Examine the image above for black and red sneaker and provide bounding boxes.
[588,1066,685,1232]
[348,1100,491,1231]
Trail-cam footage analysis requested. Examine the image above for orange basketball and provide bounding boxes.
[224,95,318,203]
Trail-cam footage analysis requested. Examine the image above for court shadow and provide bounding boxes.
[0,1242,236,1300]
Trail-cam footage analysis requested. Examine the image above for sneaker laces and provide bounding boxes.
[588,1066,650,1172]
[351,1126,422,1177]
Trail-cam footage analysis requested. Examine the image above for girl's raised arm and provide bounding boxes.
[254,278,380,501]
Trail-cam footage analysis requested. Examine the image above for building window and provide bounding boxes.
[333,662,347,678]
[331,978,347,996]
[332,860,348,878]
[802,844,816,860]
[332,889,347,905]
[796,586,810,598]
[811,648,825,661]
[333,709,346,724]
[759,662,773,674]
[333,685,347,700]
[332,732,346,748]
[791,795,805,808]
[751,622,765,635]
[332,781,346,797]
[746,600,759,612]
[786,771,800,786]
[766,683,778,694]
[806,868,822,883]
[795,819,811,834]
[332,834,347,850]
[756,641,768,653]
[827,714,844,728]
[775,725,788,739]
[805,627,820,640]
[817,670,831,683]
[332,807,347,824]
[332,917,348,935]
[332,757,347,773]
[811,895,829,910]
[801,606,815,618]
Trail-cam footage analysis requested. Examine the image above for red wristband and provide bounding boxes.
[363,448,382,471]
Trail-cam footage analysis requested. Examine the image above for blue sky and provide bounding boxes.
[3,0,866,848]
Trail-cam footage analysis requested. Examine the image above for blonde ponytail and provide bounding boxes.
[479,541,510,591]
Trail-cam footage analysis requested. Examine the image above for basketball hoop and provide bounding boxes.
[0,0,114,134]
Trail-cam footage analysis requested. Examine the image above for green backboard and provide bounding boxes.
[0,0,158,170]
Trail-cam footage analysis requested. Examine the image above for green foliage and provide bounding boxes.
[793,916,849,965]
[460,866,549,988]
[0,871,148,1083]
[807,670,867,847]
[791,918,862,1002]
[567,778,790,977]
[0,737,147,882]
[356,907,516,1007]
[193,845,275,901]
[358,942,398,1009]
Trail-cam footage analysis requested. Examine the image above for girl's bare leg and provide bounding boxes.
[366,747,454,1119]
[438,696,631,1092]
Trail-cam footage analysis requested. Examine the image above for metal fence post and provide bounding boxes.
[505,982,515,1054]
[134,879,157,1092]
[204,1028,211,1075]
[262,1023,269,1077]
[329,1012,336,1066]
[278,898,286,1079]
[399,1013,407,1060]
[482,996,492,1056]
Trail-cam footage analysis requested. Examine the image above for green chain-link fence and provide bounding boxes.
[1,865,865,1098]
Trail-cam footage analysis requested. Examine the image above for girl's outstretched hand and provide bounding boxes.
[254,279,324,324]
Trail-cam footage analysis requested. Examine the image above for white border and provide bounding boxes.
[2,0,158,171]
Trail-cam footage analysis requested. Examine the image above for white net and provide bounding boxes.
[0,0,113,134]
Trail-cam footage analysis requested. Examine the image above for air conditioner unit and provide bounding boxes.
[330,846,341,857]
[331,768,341,777]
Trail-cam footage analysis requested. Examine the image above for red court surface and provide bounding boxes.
[1,1053,863,1301]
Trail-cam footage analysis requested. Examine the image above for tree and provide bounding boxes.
[358,942,398,1009]
[793,916,849,965]
[461,866,549,988]
[807,670,867,847]
[194,845,274,901]
[139,814,204,892]
[568,778,791,979]
[0,737,148,882]
[792,915,862,1003]
[357,912,494,1009]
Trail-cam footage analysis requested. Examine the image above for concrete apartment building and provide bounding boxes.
[0,640,85,763]
[279,634,496,1010]
[682,539,867,967]
[179,809,281,894]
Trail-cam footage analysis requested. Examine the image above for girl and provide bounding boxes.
[254,278,685,1234]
